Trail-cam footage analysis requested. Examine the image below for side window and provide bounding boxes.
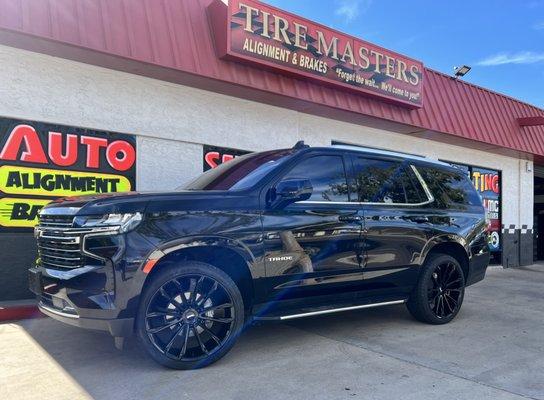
[282,155,349,202]
[350,157,426,204]
[418,166,481,207]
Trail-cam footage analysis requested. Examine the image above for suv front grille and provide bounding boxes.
[38,214,75,228]
[37,215,84,269]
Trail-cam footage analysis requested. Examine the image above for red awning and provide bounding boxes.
[0,0,543,158]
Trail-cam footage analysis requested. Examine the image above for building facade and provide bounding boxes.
[0,0,543,300]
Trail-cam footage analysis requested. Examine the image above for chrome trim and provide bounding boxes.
[38,302,79,319]
[41,253,82,261]
[38,245,80,253]
[36,226,119,235]
[278,299,406,320]
[40,260,80,269]
[81,230,120,261]
[44,265,102,279]
[38,235,80,243]
[39,221,74,227]
[411,165,435,204]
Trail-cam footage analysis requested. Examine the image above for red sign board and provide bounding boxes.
[208,0,424,108]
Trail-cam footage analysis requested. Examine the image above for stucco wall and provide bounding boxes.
[0,44,535,296]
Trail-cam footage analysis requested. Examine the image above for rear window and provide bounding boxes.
[418,165,482,207]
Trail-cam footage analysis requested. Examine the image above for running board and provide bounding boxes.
[254,299,407,321]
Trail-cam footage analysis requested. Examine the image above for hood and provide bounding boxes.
[40,189,253,216]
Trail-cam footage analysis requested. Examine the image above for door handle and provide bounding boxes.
[338,215,363,223]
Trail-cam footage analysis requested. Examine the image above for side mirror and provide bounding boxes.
[271,178,313,208]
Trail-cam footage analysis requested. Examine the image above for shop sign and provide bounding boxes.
[203,145,250,171]
[208,0,424,108]
[472,167,501,251]
[0,118,136,229]
[449,162,501,252]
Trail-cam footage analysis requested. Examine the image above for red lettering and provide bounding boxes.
[491,174,499,194]
[222,154,235,163]
[80,136,108,169]
[48,132,78,167]
[106,140,136,171]
[205,151,220,169]
[0,124,47,163]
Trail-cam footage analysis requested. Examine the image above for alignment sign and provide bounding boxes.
[0,118,137,229]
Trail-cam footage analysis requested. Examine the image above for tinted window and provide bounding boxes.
[418,165,482,207]
[350,157,425,204]
[183,149,296,190]
[282,155,349,202]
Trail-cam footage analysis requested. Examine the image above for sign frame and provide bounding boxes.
[208,0,425,108]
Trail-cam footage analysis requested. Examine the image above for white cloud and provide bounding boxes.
[534,21,544,30]
[335,0,372,22]
[476,51,544,66]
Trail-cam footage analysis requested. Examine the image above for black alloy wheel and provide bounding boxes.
[427,261,463,319]
[406,253,465,324]
[137,262,244,369]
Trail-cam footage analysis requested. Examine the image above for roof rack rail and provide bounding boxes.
[293,140,309,149]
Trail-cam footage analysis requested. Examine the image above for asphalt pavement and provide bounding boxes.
[2,264,544,400]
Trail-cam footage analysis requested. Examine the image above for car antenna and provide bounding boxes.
[293,140,309,149]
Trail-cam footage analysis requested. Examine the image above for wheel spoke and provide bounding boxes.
[192,326,209,355]
[198,281,218,306]
[202,303,233,313]
[172,279,188,305]
[199,315,234,324]
[146,310,178,318]
[148,319,181,334]
[442,295,453,314]
[445,293,458,309]
[188,278,198,304]
[178,323,190,359]
[446,278,462,288]
[165,324,185,354]
[200,324,222,346]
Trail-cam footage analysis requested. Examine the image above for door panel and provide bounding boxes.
[362,206,432,291]
[347,155,433,293]
[260,153,364,303]
[262,203,363,298]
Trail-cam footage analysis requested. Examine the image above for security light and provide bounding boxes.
[454,65,471,78]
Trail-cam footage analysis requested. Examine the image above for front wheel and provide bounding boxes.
[406,254,465,324]
[136,261,244,369]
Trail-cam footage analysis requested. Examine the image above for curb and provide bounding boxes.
[0,301,43,322]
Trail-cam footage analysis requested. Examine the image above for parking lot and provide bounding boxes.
[2,264,544,400]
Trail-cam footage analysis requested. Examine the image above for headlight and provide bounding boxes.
[74,213,143,233]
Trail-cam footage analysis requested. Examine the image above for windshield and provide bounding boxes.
[182,149,297,191]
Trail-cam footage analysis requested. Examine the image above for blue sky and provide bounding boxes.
[265,0,544,108]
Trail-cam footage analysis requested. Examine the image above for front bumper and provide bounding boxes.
[38,300,134,337]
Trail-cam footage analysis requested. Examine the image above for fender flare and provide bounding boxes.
[141,235,257,276]
[418,234,469,266]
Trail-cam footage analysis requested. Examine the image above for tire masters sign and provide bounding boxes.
[0,118,136,229]
[208,0,424,107]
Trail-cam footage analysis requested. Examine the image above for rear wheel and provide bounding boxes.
[406,253,465,324]
[137,261,244,369]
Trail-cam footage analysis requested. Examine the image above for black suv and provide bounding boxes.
[29,143,490,369]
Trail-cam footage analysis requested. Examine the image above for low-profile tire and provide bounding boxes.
[406,253,465,325]
[136,261,244,369]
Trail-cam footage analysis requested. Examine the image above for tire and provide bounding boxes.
[406,253,465,325]
[136,261,244,369]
